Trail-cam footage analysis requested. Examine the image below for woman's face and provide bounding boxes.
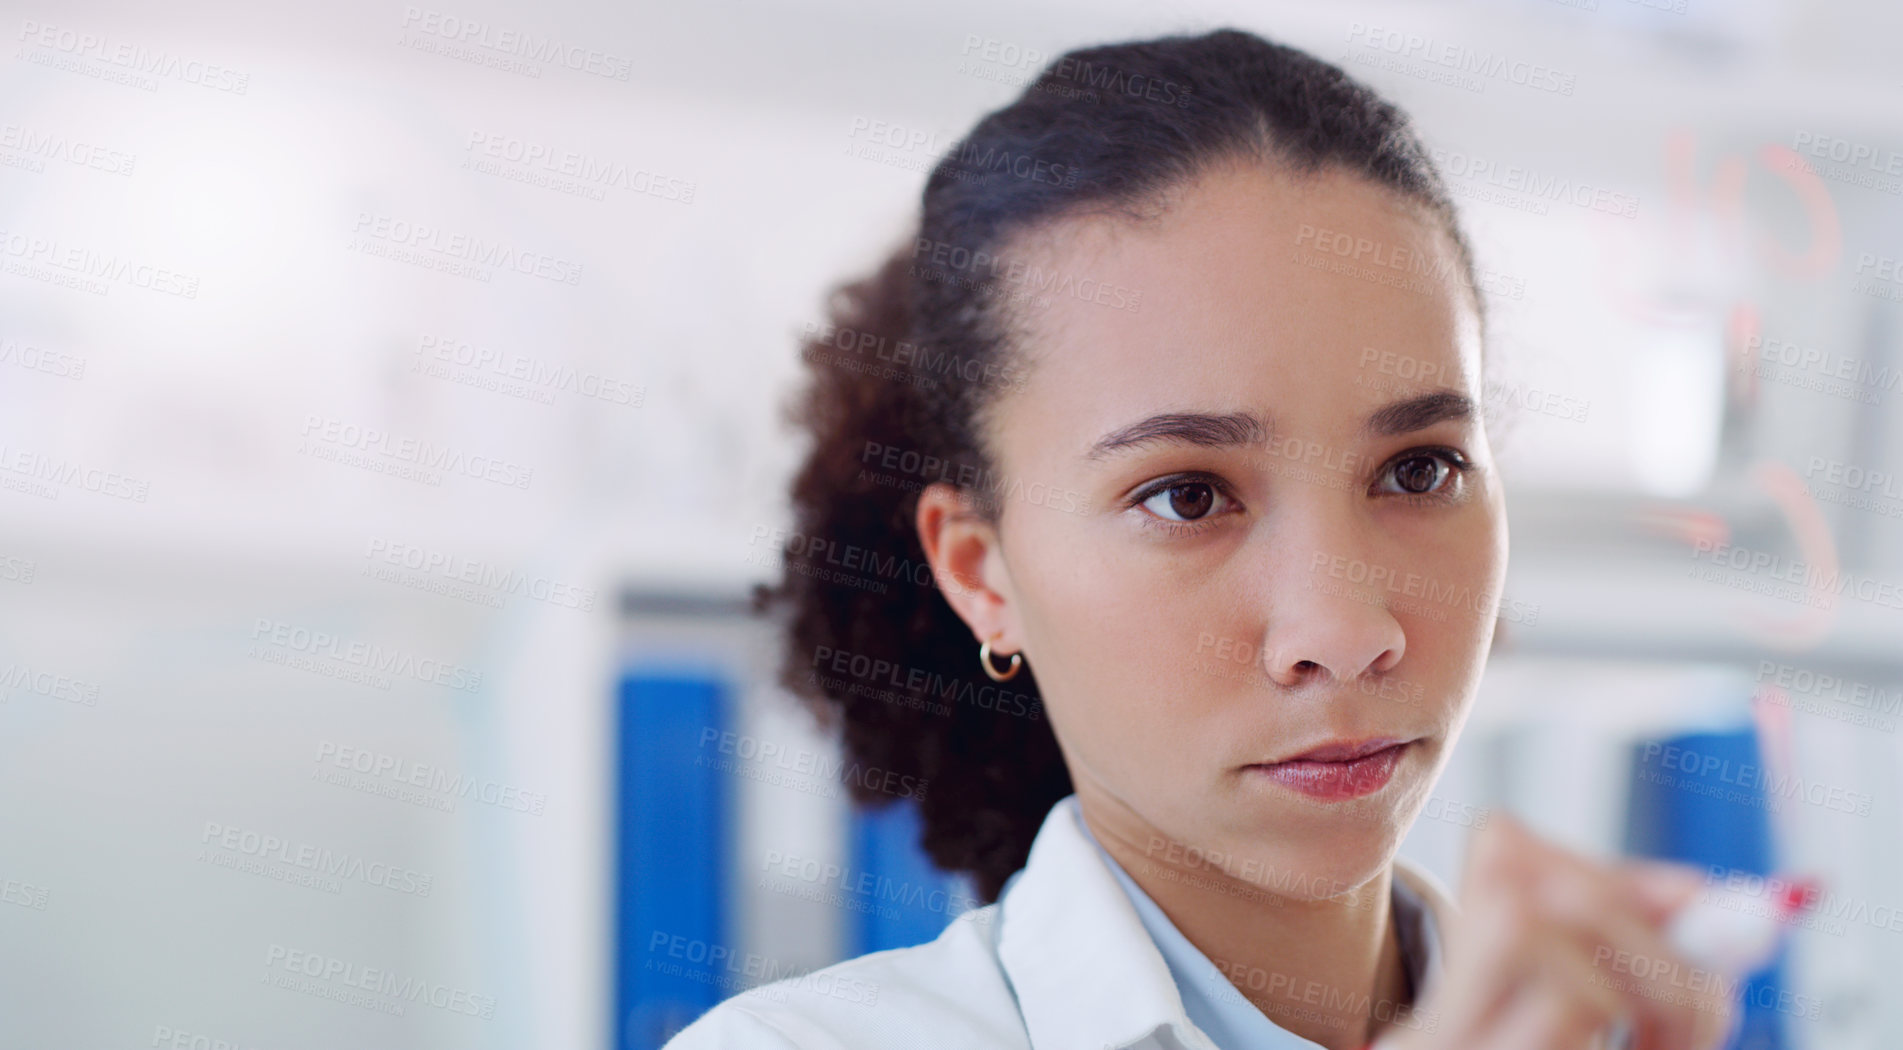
[941,160,1506,898]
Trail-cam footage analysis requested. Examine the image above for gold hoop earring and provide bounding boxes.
[979,634,1022,682]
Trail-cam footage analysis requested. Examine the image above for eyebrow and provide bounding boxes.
[1084,411,1269,460]
[1361,389,1475,438]
[1083,390,1476,460]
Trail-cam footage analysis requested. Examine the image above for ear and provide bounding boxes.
[914,482,1021,653]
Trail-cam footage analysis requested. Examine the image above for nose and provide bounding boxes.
[1252,509,1407,690]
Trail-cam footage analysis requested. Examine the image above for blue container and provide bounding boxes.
[615,671,731,1049]
[1625,728,1788,1050]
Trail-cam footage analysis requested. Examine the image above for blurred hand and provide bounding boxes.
[1377,815,1734,1050]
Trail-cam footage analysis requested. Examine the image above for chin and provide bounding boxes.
[1210,785,1418,900]
[1270,826,1402,902]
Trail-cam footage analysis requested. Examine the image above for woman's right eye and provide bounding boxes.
[1137,480,1231,524]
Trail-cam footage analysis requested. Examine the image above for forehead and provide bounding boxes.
[992,163,1482,451]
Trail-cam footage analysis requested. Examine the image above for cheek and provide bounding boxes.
[1017,517,1221,673]
[1395,607,1488,717]
[1008,515,1218,743]
[1396,508,1507,693]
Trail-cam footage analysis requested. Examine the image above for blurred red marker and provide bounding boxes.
[1670,874,1819,976]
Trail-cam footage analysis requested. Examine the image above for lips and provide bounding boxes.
[1281,738,1404,763]
[1246,738,1411,800]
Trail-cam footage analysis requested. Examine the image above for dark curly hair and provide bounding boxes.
[754,27,1482,904]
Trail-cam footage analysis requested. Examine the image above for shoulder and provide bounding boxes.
[661,903,1029,1050]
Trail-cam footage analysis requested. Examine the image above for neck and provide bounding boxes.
[1078,793,1411,1050]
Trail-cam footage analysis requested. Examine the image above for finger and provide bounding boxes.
[1470,834,1726,1050]
[1482,937,1626,1050]
[1459,811,1544,898]
[1481,993,1604,1050]
[1464,814,1623,913]
[1611,859,1708,926]
[1524,860,1723,1050]
[1687,983,1736,1050]
[1431,871,1546,1034]
[1449,882,1630,1047]
[1452,823,1732,1050]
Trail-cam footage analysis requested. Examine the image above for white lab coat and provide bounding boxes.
[662,795,1458,1050]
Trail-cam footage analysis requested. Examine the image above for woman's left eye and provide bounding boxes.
[1134,477,1235,526]
[1375,448,1469,500]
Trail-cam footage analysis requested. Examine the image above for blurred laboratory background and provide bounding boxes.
[1,0,1900,1047]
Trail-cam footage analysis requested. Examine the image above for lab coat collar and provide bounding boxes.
[995,794,1458,1050]
[997,794,1206,1050]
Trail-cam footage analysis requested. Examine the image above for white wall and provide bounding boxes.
[2,0,1899,1046]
